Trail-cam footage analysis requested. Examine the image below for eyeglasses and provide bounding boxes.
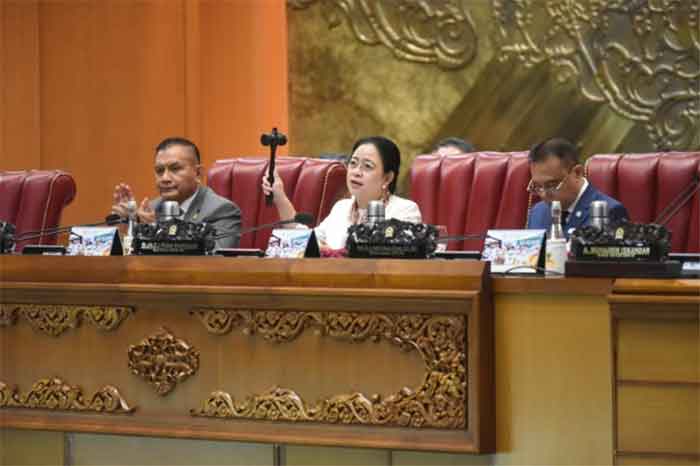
[347,157,378,173]
[526,170,572,195]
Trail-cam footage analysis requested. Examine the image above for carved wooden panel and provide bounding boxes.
[191,310,466,428]
[0,303,133,336]
[0,377,134,414]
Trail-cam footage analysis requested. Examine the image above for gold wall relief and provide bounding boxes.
[0,304,133,336]
[127,327,199,396]
[0,377,135,414]
[288,0,478,70]
[191,312,467,429]
[494,0,700,151]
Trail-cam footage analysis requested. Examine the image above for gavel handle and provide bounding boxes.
[265,144,278,206]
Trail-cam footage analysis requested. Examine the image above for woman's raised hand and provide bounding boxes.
[261,168,297,220]
[261,168,286,201]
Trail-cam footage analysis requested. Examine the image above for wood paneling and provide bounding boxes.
[0,0,41,170]
[491,292,613,465]
[618,319,699,383]
[611,279,700,465]
[70,434,272,466]
[0,0,288,227]
[617,385,699,454]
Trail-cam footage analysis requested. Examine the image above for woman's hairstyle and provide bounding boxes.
[350,136,401,193]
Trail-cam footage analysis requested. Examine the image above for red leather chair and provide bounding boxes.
[0,170,77,252]
[208,157,347,249]
[411,152,531,250]
[586,152,700,253]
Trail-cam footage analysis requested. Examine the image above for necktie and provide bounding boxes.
[561,210,570,226]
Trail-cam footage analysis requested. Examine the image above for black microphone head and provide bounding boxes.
[294,212,315,226]
[105,213,123,226]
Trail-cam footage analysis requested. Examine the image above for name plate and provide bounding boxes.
[134,240,206,255]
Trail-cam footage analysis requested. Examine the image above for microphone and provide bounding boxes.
[212,212,314,241]
[14,214,125,242]
[157,200,182,222]
[589,200,609,230]
[261,127,288,206]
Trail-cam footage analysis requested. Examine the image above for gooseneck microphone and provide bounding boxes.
[212,212,314,241]
[14,214,125,242]
[261,127,288,206]
[654,173,700,226]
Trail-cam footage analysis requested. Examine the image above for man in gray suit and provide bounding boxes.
[111,137,241,249]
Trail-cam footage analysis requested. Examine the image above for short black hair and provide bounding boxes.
[155,137,201,164]
[351,136,401,193]
[434,137,475,153]
[528,137,579,167]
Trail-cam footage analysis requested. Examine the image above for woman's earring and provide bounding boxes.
[382,184,390,202]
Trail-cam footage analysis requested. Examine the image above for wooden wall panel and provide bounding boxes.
[618,319,700,383]
[0,0,288,227]
[1,0,41,170]
[617,385,699,455]
[37,0,187,227]
[199,1,289,160]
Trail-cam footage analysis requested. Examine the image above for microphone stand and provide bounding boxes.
[654,174,700,226]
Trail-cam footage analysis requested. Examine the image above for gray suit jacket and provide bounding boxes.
[153,186,242,249]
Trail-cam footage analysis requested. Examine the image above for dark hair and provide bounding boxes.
[528,137,579,167]
[351,136,401,193]
[434,137,475,153]
[155,137,201,164]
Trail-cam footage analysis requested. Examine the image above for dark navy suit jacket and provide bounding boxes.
[527,184,628,237]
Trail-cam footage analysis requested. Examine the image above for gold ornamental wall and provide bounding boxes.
[287,0,700,193]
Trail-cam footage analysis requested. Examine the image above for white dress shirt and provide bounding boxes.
[314,195,422,250]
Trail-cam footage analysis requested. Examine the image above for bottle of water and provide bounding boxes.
[546,201,566,275]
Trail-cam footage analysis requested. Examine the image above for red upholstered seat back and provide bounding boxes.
[411,152,531,250]
[586,152,700,253]
[208,157,347,249]
[0,170,77,252]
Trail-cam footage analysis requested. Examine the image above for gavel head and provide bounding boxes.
[260,128,287,147]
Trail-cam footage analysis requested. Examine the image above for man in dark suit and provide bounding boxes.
[111,137,241,249]
[527,137,627,236]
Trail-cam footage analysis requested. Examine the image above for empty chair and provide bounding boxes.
[411,152,531,250]
[0,170,77,252]
[586,152,700,253]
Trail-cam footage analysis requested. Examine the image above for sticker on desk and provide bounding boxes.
[481,229,546,274]
[265,228,319,258]
[68,227,123,256]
